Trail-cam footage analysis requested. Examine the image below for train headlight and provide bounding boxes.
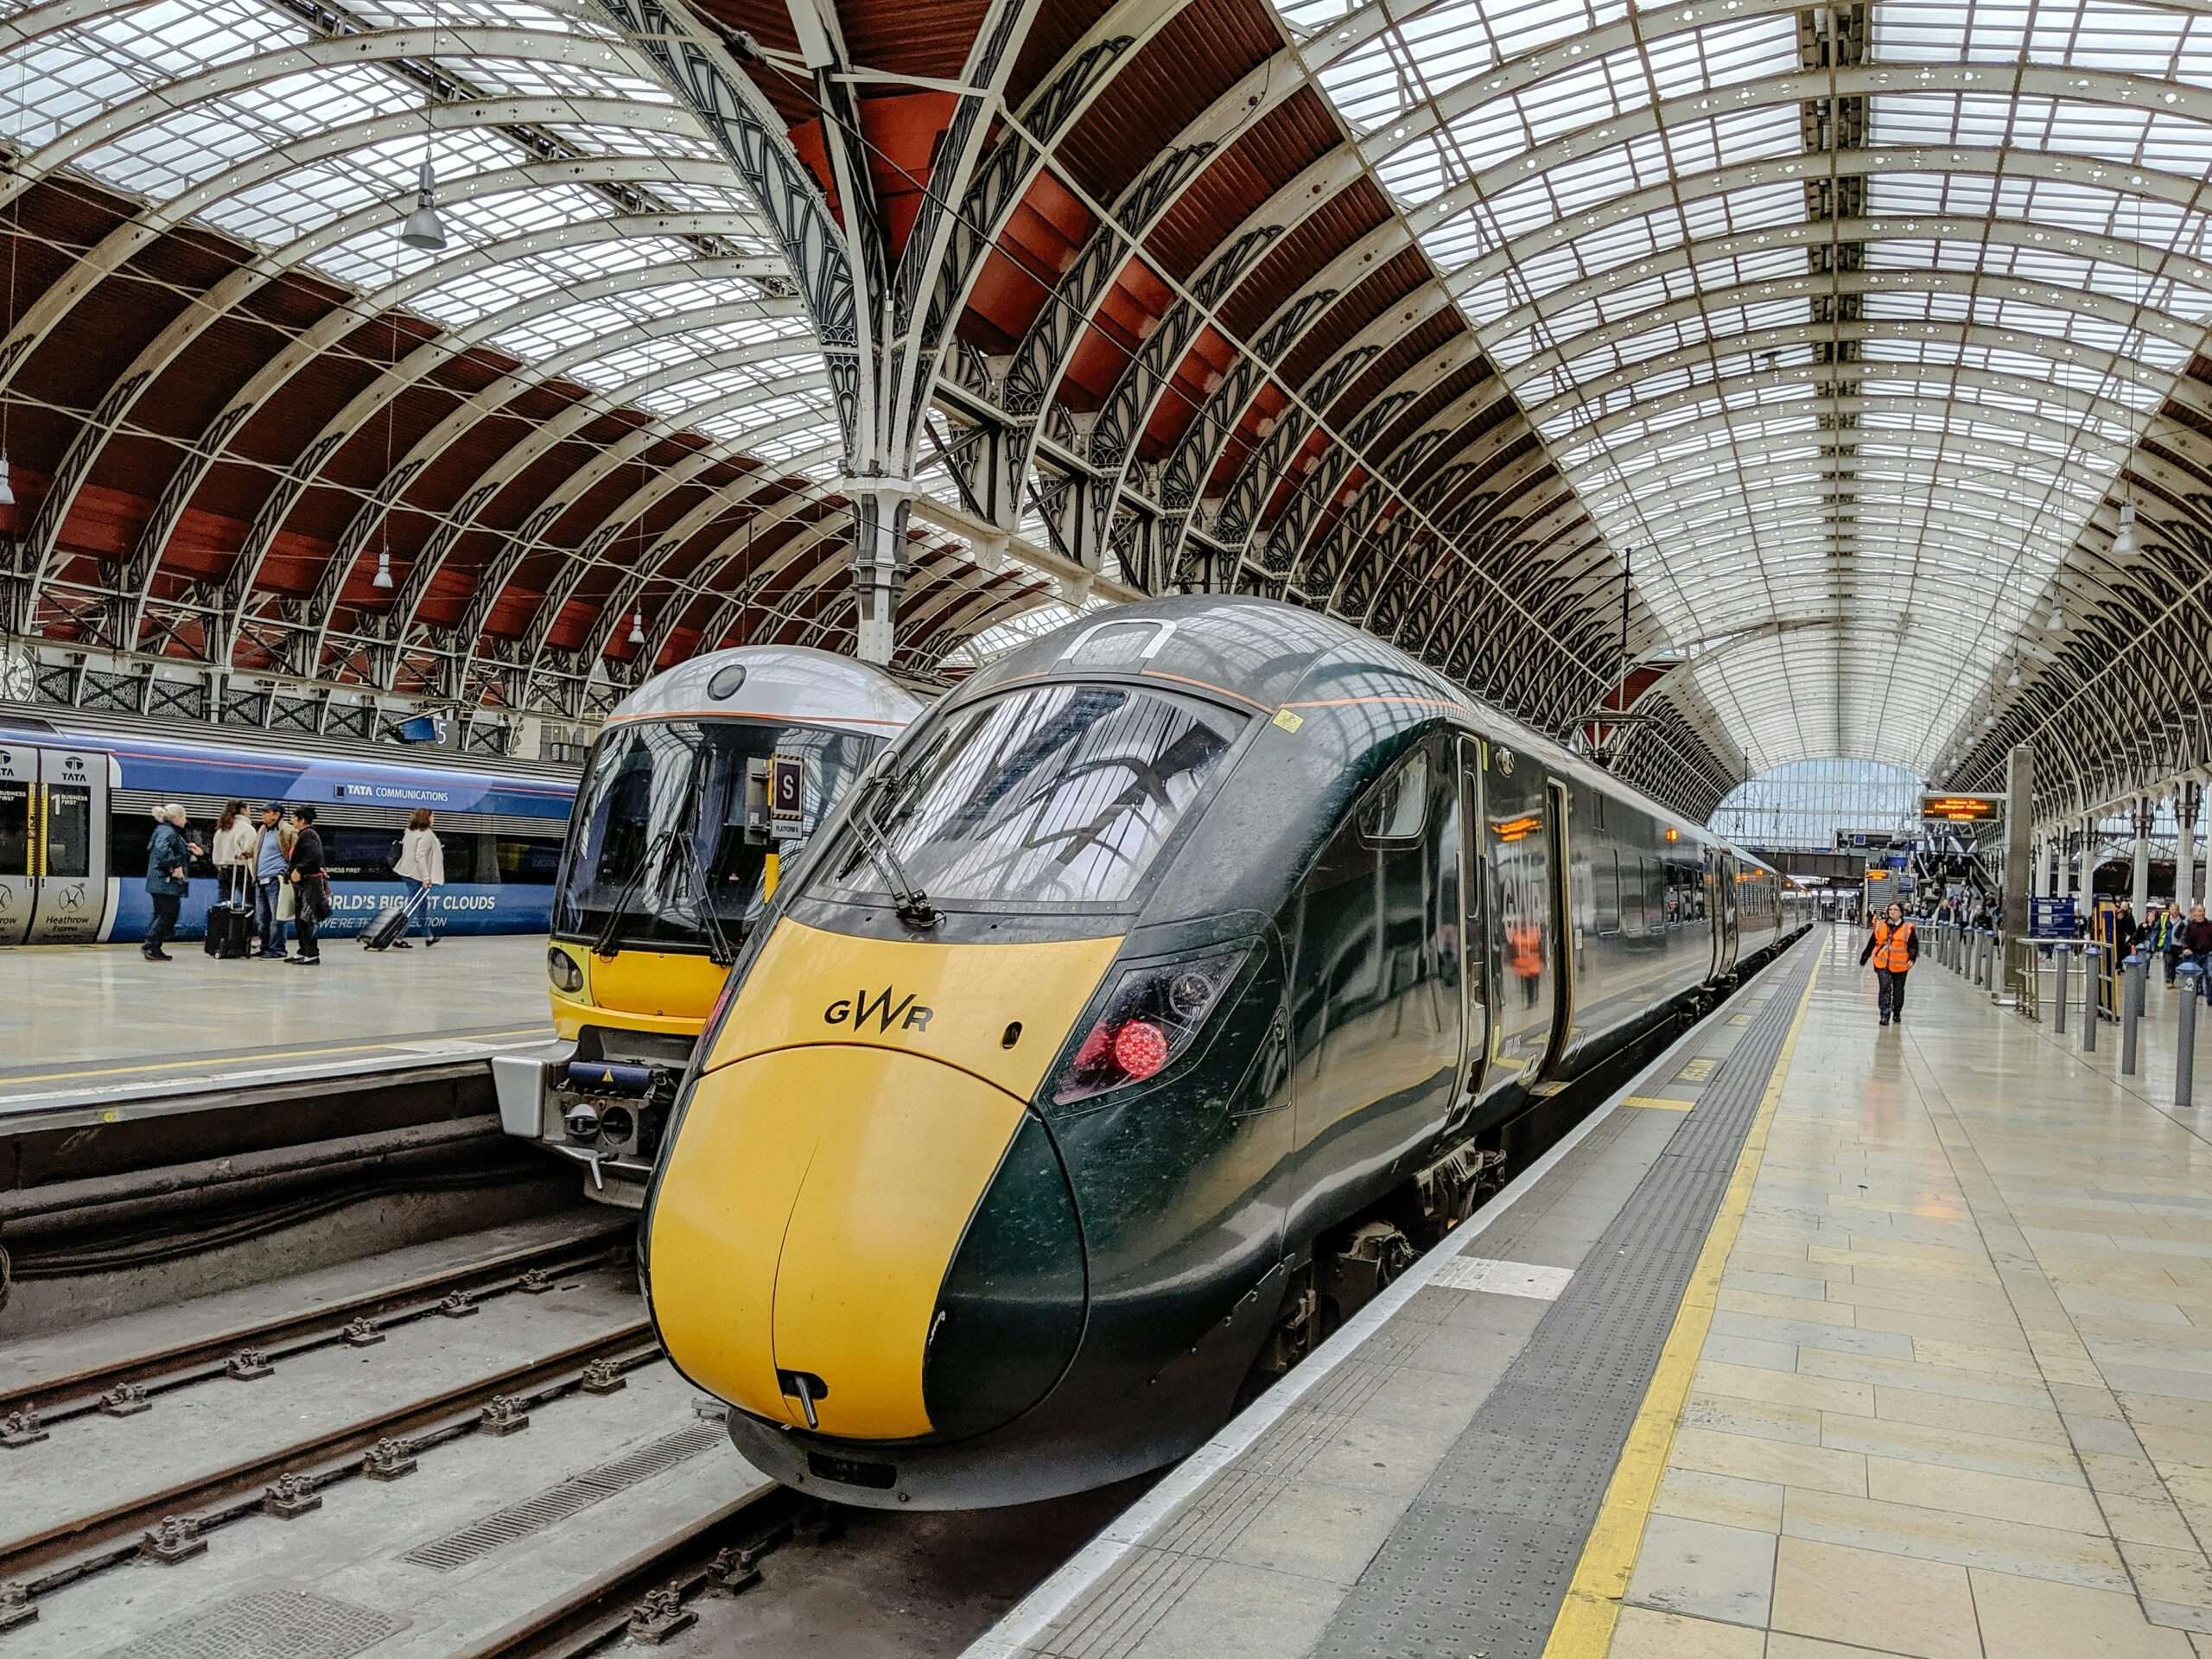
[1054,947,1248,1105]
[547,948,584,995]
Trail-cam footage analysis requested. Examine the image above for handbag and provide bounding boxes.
[276,880,297,921]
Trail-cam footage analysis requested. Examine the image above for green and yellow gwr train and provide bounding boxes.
[640,598,1806,1505]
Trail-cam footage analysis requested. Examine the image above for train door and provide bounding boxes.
[1538,779,1576,1076]
[1485,744,1555,1081]
[1447,734,1492,1125]
[0,744,31,945]
[0,742,111,945]
[1717,852,1741,976]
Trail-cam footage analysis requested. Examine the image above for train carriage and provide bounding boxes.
[0,715,573,946]
[493,646,925,1205]
[639,598,1805,1509]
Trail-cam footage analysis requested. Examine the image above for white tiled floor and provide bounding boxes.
[1611,924,2212,1658]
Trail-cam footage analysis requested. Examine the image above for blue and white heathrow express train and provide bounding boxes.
[0,715,575,947]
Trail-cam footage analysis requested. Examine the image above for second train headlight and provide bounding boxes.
[1053,947,1249,1105]
[547,947,584,995]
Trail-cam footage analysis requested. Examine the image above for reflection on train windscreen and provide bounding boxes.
[829,683,1245,907]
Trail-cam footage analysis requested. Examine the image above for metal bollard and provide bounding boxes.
[2054,944,2071,1035]
[2178,961,2202,1108]
[2122,953,2145,1076]
[2082,944,2100,1052]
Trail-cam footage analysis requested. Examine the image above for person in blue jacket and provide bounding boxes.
[143,804,201,963]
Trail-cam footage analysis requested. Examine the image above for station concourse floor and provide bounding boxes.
[975,924,2212,1659]
[0,934,557,1115]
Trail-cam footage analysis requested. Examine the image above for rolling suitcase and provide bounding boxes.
[362,885,424,953]
[204,869,252,960]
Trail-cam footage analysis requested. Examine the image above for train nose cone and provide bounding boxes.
[643,1045,1082,1442]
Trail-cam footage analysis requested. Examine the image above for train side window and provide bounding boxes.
[1358,748,1429,846]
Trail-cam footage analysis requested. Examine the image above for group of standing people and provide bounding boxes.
[2111,899,2212,990]
[142,802,444,964]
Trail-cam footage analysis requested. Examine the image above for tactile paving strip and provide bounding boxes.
[98,1588,405,1659]
[1310,939,1817,1659]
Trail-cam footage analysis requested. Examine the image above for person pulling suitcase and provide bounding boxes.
[203,799,255,960]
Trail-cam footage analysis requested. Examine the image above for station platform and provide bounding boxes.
[973,924,2212,1659]
[0,935,557,1117]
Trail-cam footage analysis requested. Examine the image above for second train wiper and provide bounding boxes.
[848,769,938,931]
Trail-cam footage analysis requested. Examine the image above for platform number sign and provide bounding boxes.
[769,754,805,837]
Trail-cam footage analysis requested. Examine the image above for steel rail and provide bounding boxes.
[454,1485,800,1659]
[0,1325,658,1587]
[0,1219,634,1422]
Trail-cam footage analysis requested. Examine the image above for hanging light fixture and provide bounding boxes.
[628,610,645,646]
[399,0,446,251]
[372,548,394,590]
[2113,497,2139,557]
[399,157,447,251]
[2047,598,2067,632]
[2006,662,2022,688]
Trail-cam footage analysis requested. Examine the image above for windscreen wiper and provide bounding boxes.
[590,828,672,960]
[670,830,736,967]
[848,770,938,931]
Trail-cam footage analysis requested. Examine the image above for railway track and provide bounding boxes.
[0,1217,632,1428]
[0,1323,663,1600]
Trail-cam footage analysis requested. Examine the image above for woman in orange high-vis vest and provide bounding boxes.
[1858,900,1919,1027]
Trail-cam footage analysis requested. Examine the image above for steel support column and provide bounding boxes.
[2134,797,2154,916]
[2005,748,2034,938]
[849,483,912,667]
[2183,784,2202,907]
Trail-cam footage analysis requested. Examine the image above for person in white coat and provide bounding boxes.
[209,799,257,909]
[391,807,446,948]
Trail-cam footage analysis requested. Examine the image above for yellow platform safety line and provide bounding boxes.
[1621,1095,1694,1112]
[1541,946,1824,1659]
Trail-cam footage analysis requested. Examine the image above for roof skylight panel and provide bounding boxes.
[1872,0,2017,62]
[2027,1,2190,77]
[1380,133,1459,204]
[357,0,618,35]
[8,0,307,151]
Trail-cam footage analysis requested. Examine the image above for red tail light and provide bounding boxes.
[1053,949,1246,1104]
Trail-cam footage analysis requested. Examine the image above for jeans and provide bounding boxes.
[145,892,181,954]
[1877,967,1909,1021]
[256,876,287,956]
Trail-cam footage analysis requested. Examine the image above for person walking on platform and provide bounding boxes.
[286,804,329,967]
[391,807,445,949]
[251,802,289,959]
[142,804,200,963]
[1859,900,1918,1027]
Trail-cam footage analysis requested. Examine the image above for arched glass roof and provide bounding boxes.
[0,0,1058,703]
[1282,0,2212,773]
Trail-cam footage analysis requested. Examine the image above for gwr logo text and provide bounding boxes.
[823,988,935,1033]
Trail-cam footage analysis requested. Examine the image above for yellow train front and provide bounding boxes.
[645,598,1802,1508]
[493,646,921,1205]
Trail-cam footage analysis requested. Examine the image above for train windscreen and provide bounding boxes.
[556,719,882,953]
[821,683,1244,909]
